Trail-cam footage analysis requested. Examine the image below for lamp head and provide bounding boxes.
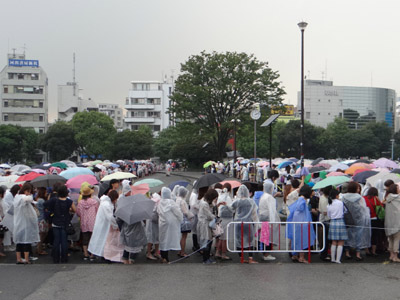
[298,21,308,31]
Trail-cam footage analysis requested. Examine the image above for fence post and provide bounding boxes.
[241,221,244,264]
[308,222,311,263]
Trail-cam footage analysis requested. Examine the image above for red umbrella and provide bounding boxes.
[131,183,150,195]
[220,180,241,189]
[16,172,44,182]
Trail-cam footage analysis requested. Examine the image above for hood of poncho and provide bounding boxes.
[386,193,400,203]
[342,193,362,203]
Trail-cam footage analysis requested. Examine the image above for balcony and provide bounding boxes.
[124,117,155,123]
[124,104,155,110]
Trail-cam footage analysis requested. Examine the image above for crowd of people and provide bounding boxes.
[0,160,399,265]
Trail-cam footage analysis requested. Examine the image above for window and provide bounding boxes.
[131,98,145,104]
[148,111,161,118]
[3,86,8,93]
[31,73,38,80]
[169,87,172,95]
[4,101,8,107]
[131,125,139,130]
[153,125,161,131]
[17,73,24,80]
[39,115,44,122]
[39,128,44,134]
[117,117,121,120]
[39,101,43,108]
[8,73,14,79]
[3,115,8,121]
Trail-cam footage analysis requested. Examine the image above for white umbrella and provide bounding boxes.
[0,175,19,188]
[366,172,400,188]
[328,163,350,172]
[0,163,11,169]
[10,164,31,173]
[101,172,136,182]
[60,160,77,169]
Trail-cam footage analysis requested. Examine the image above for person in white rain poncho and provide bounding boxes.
[231,185,259,264]
[176,186,194,257]
[145,193,161,261]
[157,187,183,263]
[13,183,40,264]
[258,181,280,261]
[88,190,119,259]
[1,185,20,249]
[215,183,234,260]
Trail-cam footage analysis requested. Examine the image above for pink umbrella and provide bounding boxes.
[327,172,347,177]
[373,158,399,169]
[49,166,61,174]
[66,174,98,189]
[314,163,331,169]
[220,180,241,189]
[257,161,269,167]
[131,183,150,195]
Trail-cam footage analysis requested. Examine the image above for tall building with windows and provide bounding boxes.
[124,81,172,134]
[0,53,48,133]
[57,82,98,121]
[298,80,396,130]
[98,103,124,130]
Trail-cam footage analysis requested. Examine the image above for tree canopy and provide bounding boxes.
[0,125,38,163]
[169,51,285,160]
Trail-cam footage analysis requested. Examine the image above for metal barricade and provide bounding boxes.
[226,221,325,263]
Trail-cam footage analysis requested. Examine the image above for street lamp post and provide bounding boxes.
[298,21,308,168]
[391,139,395,160]
[231,118,241,178]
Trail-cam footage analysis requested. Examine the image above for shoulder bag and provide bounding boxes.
[343,202,355,226]
[373,197,385,221]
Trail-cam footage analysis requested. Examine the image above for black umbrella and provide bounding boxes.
[350,159,371,165]
[311,158,324,166]
[391,169,400,174]
[30,174,67,188]
[31,164,49,170]
[309,166,327,173]
[98,181,110,197]
[115,194,155,225]
[193,173,226,189]
[352,170,378,184]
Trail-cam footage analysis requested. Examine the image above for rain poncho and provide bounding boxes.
[176,187,194,219]
[342,193,371,250]
[146,193,161,244]
[0,191,14,246]
[189,191,199,234]
[157,187,183,251]
[88,195,118,257]
[258,181,280,245]
[197,199,215,248]
[241,166,249,181]
[13,194,40,244]
[171,185,180,202]
[384,193,400,236]
[216,188,233,241]
[286,196,316,252]
[231,185,259,248]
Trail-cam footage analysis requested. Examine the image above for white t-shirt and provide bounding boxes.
[318,195,330,222]
[327,199,344,220]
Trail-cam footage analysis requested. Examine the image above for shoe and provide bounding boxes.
[83,256,89,261]
[355,256,363,261]
[262,255,276,261]
[203,259,216,265]
[221,255,232,260]
[335,261,342,264]
[345,255,352,260]
[29,256,38,261]
[248,258,259,264]
[90,257,96,262]
[147,254,157,260]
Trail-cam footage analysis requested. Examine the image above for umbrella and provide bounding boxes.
[366,172,400,188]
[51,162,68,169]
[30,174,67,188]
[391,169,400,174]
[313,163,331,169]
[131,183,150,195]
[98,181,110,197]
[0,175,19,188]
[352,170,379,184]
[311,158,324,166]
[312,176,351,190]
[203,161,216,169]
[319,159,339,166]
[309,166,326,173]
[16,172,44,182]
[31,164,49,170]
[66,175,99,189]
[168,180,190,190]
[193,173,226,189]
[49,167,62,174]
[220,180,241,189]
[373,158,399,169]
[0,163,11,169]
[240,159,250,165]
[345,163,374,175]
[256,161,269,167]
[352,168,373,176]
[299,167,310,176]
[60,160,77,169]
[327,172,347,177]
[60,167,95,180]
[288,158,299,162]
[101,172,136,182]
[10,164,31,173]
[350,158,372,165]
[328,163,349,172]
[134,178,164,188]
[31,168,47,174]
[115,194,155,225]
[277,161,293,169]
[341,159,357,165]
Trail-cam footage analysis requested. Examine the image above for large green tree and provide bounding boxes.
[39,121,77,161]
[0,125,38,163]
[71,111,116,158]
[111,126,154,160]
[363,121,392,157]
[321,118,352,158]
[169,51,285,160]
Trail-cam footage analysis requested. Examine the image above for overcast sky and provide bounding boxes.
[1,0,399,121]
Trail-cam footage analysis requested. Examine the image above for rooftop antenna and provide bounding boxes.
[325,59,328,81]
[321,71,325,80]
[73,53,76,96]
[12,48,16,58]
[22,44,27,56]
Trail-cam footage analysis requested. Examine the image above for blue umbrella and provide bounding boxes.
[59,167,94,180]
[300,167,310,176]
[288,158,299,162]
[277,161,293,169]
[168,180,190,190]
[352,170,378,184]
[240,159,250,165]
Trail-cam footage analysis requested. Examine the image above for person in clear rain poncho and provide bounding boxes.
[157,187,183,263]
[258,181,280,261]
[176,186,194,257]
[215,183,234,260]
[231,185,259,264]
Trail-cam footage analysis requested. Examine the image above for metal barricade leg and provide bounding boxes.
[241,222,244,264]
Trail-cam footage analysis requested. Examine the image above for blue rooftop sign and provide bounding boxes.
[8,59,39,67]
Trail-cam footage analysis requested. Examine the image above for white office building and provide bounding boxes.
[98,103,124,130]
[298,80,396,130]
[0,53,48,133]
[124,81,172,134]
[57,82,98,121]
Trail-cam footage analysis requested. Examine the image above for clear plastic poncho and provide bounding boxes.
[258,181,280,245]
[13,194,40,244]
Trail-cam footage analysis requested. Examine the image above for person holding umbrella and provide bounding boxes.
[117,183,148,264]
[157,187,183,263]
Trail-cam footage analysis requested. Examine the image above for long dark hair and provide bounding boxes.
[328,189,339,205]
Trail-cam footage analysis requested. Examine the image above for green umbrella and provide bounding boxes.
[312,176,351,190]
[203,161,216,169]
[134,178,164,188]
[51,162,68,169]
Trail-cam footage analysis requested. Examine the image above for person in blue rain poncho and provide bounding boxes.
[286,184,316,263]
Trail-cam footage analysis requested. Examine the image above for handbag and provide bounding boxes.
[343,203,355,226]
[181,215,192,232]
[373,197,385,220]
[65,222,76,235]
